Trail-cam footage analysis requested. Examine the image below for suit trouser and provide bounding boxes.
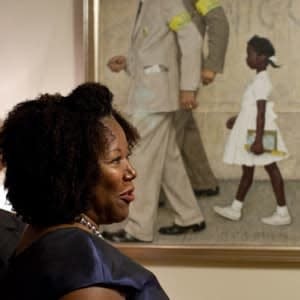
[174,110,218,190]
[125,112,204,241]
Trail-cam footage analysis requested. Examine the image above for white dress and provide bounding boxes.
[223,70,289,166]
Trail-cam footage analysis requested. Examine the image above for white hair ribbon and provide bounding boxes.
[269,56,277,63]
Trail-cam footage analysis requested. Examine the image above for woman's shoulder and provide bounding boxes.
[41,228,167,298]
[24,227,144,273]
[4,228,168,299]
[35,228,158,284]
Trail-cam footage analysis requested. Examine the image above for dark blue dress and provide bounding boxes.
[2,228,169,299]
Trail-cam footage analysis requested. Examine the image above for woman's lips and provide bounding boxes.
[119,188,135,203]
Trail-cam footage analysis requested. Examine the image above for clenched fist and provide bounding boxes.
[180,90,198,110]
[226,116,237,130]
[201,69,216,85]
[107,56,127,72]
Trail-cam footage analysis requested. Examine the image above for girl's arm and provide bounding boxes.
[250,100,266,154]
[226,115,237,129]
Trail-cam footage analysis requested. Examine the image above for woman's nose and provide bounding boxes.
[125,161,137,180]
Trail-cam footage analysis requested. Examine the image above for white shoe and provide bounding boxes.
[261,211,291,226]
[213,205,241,221]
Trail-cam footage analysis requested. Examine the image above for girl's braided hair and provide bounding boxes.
[248,35,280,68]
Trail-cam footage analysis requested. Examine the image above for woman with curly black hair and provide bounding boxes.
[1,82,168,300]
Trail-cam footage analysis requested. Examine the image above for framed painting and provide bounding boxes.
[83,0,300,263]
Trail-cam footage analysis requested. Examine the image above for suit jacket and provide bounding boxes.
[0,209,25,278]
[125,0,202,114]
[184,0,229,73]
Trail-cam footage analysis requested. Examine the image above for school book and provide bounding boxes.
[244,129,286,156]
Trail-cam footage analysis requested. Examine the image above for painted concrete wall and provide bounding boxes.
[97,0,300,180]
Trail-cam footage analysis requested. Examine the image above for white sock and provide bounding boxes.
[276,205,289,216]
[231,199,243,211]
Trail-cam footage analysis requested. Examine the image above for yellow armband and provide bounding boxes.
[168,12,191,32]
[195,0,220,16]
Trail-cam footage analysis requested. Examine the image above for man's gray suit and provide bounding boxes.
[176,0,229,191]
[123,0,205,241]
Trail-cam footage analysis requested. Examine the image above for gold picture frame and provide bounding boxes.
[83,0,300,264]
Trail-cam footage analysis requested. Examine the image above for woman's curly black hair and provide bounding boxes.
[0,82,139,226]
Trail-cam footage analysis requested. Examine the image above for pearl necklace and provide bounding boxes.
[78,214,103,238]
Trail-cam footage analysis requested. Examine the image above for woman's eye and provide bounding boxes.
[110,156,122,164]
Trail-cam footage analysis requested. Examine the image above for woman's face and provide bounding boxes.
[87,116,136,224]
